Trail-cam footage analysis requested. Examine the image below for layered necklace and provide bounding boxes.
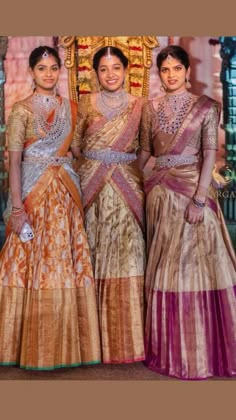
[158,90,193,134]
[32,92,66,140]
[96,89,129,120]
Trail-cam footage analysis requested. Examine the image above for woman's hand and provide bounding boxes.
[3,149,10,172]
[10,209,29,236]
[184,201,204,224]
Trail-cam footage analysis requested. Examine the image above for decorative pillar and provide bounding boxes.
[219,36,236,248]
[0,36,8,248]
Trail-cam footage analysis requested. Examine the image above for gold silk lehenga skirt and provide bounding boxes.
[81,162,146,364]
[144,163,236,379]
[0,176,101,370]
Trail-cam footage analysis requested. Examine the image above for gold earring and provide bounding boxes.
[160,84,166,92]
[31,79,36,91]
[186,78,191,89]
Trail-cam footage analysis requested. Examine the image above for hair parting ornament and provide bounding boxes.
[105,47,112,60]
[42,50,49,59]
[166,54,174,63]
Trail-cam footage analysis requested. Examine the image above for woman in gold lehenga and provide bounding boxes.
[0,46,101,370]
[76,46,146,363]
[139,45,236,379]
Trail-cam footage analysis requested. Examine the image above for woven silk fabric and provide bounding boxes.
[77,95,146,363]
[0,96,101,369]
[142,95,236,379]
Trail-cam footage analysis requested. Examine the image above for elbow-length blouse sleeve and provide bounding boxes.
[6,102,28,152]
[140,101,153,154]
[201,101,221,151]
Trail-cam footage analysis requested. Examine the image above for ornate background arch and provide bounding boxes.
[59,36,159,101]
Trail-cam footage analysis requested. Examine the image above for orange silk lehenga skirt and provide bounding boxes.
[0,173,101,370]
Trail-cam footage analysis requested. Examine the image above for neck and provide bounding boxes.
[166,89,188,96]
[101,88,124,96]
[34,88,56,96]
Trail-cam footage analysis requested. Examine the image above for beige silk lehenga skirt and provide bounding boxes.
[80,160,146,364]
[144,164,236,379]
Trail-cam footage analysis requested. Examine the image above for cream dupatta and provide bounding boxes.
[80,99,145,232]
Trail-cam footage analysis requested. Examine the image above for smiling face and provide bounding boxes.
[97,54,126,92]
[159,56,190,94]
[30,54,60,95]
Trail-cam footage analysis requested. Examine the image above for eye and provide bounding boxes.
[114,65,121,70]
[161,68,168,73]
[175,66,183,71]
[37,66,45,71]
[52,66,59,71]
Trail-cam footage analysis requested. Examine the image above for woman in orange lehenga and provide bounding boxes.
[76,47,146,363]
[0,46,101,370]
[139,45,236,379]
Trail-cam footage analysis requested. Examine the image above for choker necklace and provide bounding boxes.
[32,92,66,141]
[32,92,59,114]
[158,90,193,134]
[96,89,129,120]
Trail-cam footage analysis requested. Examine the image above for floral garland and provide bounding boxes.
[77,37,92,95]
[128,37,145,96]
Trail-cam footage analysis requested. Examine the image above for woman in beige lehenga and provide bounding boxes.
[139,45,236,379]
[76,46,146,363]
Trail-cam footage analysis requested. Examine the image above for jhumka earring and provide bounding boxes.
[31,79,36,91]
[54,83,60,95]
[160,84,166,92]
[186,78,192,89]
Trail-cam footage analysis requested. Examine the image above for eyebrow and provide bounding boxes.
[36,64,59,67]
[161,64,183,70]
[99,63,121,68]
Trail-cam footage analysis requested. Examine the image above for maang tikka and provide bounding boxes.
[166,54,173,63]
[42,50,49,59]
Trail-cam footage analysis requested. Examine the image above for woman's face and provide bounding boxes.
[159,56,190,94]
[97,55,126,92]
[30,55,60,95]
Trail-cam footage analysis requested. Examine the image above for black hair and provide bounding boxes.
[29,45,61,69]
[156,45,190,70]
[93,46,129,72]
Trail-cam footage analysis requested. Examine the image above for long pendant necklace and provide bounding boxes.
[158,91,193,134]
[96,89,129,120]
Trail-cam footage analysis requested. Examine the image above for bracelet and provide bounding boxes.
[11,207,25,217]
[12,206,24,211]
[192,196,206,208]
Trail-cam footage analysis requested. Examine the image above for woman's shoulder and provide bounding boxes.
[198,94,221,108]
[8,96,34,120]
[143,96,163,114]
